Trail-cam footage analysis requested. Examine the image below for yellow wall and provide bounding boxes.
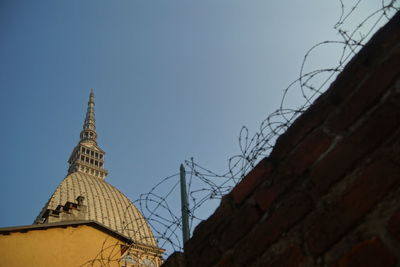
[0,225,126,267]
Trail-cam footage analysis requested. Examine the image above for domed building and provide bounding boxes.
[0,90,164,267]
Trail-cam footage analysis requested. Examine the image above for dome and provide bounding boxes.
[35,172,157,247]
[34,90,160,253]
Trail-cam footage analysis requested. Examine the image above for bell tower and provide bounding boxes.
[67,89,108,179]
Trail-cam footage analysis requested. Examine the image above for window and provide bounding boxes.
[121,254,138,266]
[141,259,156,267]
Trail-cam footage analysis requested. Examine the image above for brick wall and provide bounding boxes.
[162,11,400,267]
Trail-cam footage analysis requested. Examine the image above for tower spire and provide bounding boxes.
[80,88,97,144]
[67,89,108,179]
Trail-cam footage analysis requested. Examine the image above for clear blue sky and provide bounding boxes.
[0,0,387,245]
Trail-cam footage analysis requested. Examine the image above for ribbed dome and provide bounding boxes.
[36,172,157,247]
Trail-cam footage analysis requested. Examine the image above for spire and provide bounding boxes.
[80,89,97,144]
[67,89,108,179]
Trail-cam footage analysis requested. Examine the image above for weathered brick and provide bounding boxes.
[330,11,400,99]
[332,237,397,267]
[256,131,331,211]
[214,251,239,267]
[326,48,373,102]
[220,203,261,249]
[255,174,294,212]
[365,9,400,51]
[328,47,400,132]
[185,194,235,253]
[307,159,400,255]
[347,103,400,149]
[234,192,312,265]
[255,184,281,212]
[311,102,400,199]
[310,140,362,199]
[254,246,305,267]
[231,157,273,204]
[387,209,400,242]
[270,97,333,160]
[187,241,221,267]
[287,130,332,175]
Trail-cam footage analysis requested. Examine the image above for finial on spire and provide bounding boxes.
[80,89,97,143]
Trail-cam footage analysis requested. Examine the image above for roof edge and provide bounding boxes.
[0,220,164,253]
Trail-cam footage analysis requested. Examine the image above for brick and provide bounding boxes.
[199,244,222,266]
[214,251,239,267]
[185,194,234,253]
[234,192,312,265]
[332,237,397,267]
[255,174,294,211]
[255,246,305,267]
[328,49,400,132]
[389,134,400,164]
[330,11,400,99]
[255,184,281,212]
[220,203,261,249]
[327,46,374,99]
[347,103,400,149]
[310,140,362,199]
[387,209,400,242]
[232,157,273,204]
[307,159,400,255]
[255,131,331,212]
[359,11,400,57]
[270,96,333,160]
[311,103,400,199]
[286,130,332,175]
[186,241,221,267]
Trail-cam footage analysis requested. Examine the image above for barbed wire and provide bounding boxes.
[132,0,399,259]
[85,1,399,265]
